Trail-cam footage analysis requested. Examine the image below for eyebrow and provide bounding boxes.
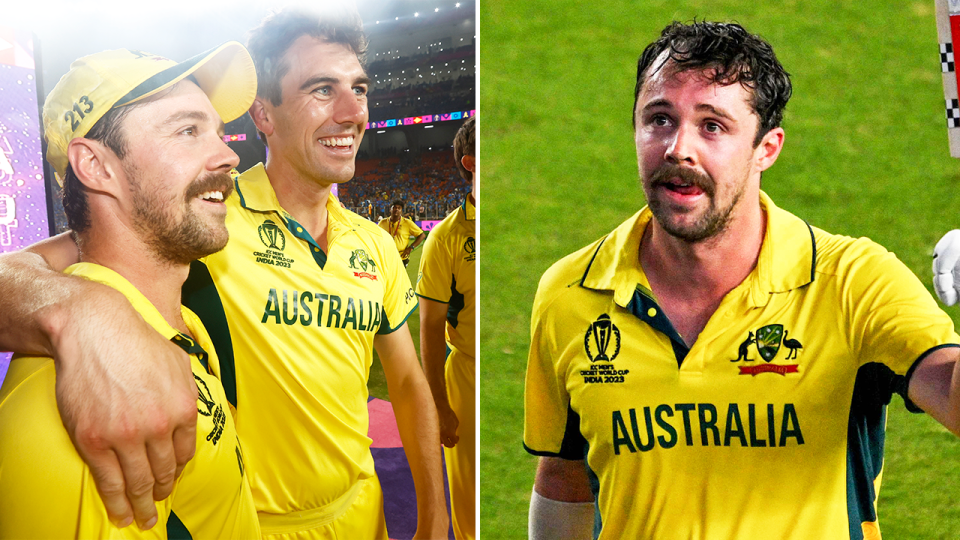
[161,110,226,134]
[299,74,373,92]
[641,99,737,122]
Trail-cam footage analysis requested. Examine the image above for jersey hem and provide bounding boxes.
[415,293,449,304]
[522,442,583,460]
[902,342,960,413]
[379,302,418,334]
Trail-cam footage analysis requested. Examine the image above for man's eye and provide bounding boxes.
[314,87,331,96]
[354,87,368,96]
[180,127,196,136]
[650,114,670,127]
[704,122,722,133]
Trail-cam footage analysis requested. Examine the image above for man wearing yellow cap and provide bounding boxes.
[0,44,260,538]
[0,6,448,540]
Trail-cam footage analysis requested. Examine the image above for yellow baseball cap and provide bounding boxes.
[43,41,257,184]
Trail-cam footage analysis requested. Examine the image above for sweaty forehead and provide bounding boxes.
[637,61,755,115]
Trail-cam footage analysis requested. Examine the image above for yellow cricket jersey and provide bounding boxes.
[0,263,258,539]
[415,197,476,358]
[524,192,960,540]
[378,216,423,258]
[181,164,418,517]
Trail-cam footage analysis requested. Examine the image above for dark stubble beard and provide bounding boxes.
[645,163,744,243]
[129,168,234,265]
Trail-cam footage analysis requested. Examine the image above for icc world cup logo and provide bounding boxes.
[584,314,621,362]
[464,236,476,254]
[258,219,286,250]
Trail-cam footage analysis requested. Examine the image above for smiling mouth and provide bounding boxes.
[320,136,354,148]
[198,190,225,202]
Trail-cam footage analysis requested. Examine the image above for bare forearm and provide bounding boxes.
[420,319,451,412]
[411,233,426,250]
[0,249,113,356]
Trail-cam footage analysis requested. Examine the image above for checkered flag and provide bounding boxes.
[942,42,955,72]
[948,99,960,128]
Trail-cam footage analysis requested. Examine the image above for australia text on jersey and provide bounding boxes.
[261,288,383,330]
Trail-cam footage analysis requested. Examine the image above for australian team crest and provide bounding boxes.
[584,314,621,362]
[258,219,286,251]
[732,323,804,376]
[349,249,379,280]
[755,324,783,362]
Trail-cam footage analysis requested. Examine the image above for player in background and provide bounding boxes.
[380,200,426,267]
[0,6,448,539]
[416,116,476,540]
[0,44,260,537]
[525,21,960,540]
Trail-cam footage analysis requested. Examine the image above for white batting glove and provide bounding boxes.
[933,229,960,306]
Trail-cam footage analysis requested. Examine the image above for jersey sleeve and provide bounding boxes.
[416,226,454,303]
[842,239,960,401]
[523,275,585,459]
[377,229,418,333]
[409,219,424,237]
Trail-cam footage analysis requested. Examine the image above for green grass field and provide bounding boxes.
[481,1,960,538]
[368,246,424,401]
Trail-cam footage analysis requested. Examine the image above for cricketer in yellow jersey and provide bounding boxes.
[0,265,259,539]
[525,21,960,540]
[417,116,476,540]
[0,43,260,537]
[379,200,426,267]
[0,6,448,539]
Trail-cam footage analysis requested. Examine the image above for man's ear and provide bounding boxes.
[461,155,476,173]
[66,138,122,195]
[249,98,275,138]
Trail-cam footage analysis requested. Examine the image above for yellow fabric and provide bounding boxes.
[524,192,959,540]
[199,163,417,520]
[415,198,475,539]
[0,263,259,539]
[259,476,387,540]
[378,216,424,259]
[415,198,476,357]
[444,347,475,540]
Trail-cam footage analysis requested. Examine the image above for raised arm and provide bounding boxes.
[375,324,450,539]
[0,232,197,530]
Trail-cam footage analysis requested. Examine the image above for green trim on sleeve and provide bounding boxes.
[377,300,419,334]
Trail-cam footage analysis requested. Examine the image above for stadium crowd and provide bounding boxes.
[339,152,471,221]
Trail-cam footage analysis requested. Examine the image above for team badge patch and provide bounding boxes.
[195,374,225,445]
[580,314,629,384]
[731,323,803,376]
[258,219,286,250]
[755,324,783,362]
[253,219,295,268]
[463,236,476,261]
[584,314,621,362]
[349,249,379,280]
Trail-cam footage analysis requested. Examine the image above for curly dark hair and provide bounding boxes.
[633,21,792,146]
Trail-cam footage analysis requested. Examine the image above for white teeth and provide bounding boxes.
[199,191,224,202]
[320,136,354,147]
